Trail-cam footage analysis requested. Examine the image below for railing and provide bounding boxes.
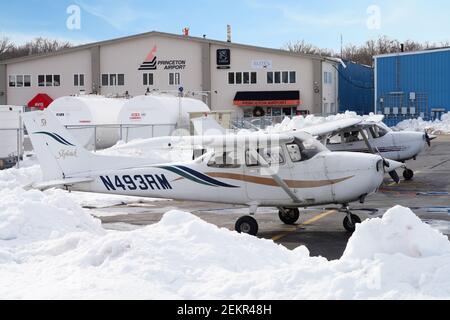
[0,128,24,169]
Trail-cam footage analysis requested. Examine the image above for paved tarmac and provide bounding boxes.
[95,135,450,260]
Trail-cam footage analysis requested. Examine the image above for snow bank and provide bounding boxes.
[343,206,450,260]
[0,198,449,299]
[0,188,104,246]
[395,113,450,134]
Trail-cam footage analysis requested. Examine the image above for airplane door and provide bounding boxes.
[245,147,293,202]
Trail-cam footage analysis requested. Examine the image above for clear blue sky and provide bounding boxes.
[1,0,449,52]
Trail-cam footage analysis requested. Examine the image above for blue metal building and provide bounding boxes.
[375,48,450,125]
[338,60,374,115]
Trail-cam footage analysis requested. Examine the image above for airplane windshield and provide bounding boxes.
[288,134,328,162]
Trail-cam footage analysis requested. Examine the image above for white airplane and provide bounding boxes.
[23,111,403,236]
[243,114,434,181]
[311,116,435,181]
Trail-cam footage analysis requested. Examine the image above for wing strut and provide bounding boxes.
[251,150,302,204]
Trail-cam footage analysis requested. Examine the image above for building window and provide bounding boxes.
[74,74,85,87]
[243,72,250,84]
[110,74,117,86]
[16,75,24,87]
[274,72,281,84]
[251,72,257,84]
[8,75,16,87]
[38,75,45,87]
[102,74,108,86]
[24,75,31,87]
[53,75,61,87]
[101,73,124,87]
[169,73,180,86]
[37,74,60,87]
[228,72,235,85]
[143,73,154,86]
[45,75,53,87]
[267,72,273,84]
[282,71,289,84]
[236,72,242,84]
[289,71,296,84]
[324,72,332,84]
[118,74,125,86]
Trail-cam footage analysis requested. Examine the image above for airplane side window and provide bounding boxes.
[287,144,302,162]
[208,152,240,168]
[245,148,285,167]
[377,125,388,138]
[245,150,259,167]
[369,126,379,139]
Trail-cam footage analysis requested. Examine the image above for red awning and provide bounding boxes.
[28,93,53,110]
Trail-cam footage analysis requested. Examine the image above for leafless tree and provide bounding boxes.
[0,37,72,60]
[285,35,450,66]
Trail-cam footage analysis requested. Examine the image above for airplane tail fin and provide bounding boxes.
[191,116,227,135]
[23,111,95,181]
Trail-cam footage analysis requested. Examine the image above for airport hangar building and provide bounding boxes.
[0,31,339,118]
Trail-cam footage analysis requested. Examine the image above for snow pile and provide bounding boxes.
[0,188,104,246]
[0,165,42,190]
[395,113,450,134]
[343,206,450,260]
[0,199,449,299]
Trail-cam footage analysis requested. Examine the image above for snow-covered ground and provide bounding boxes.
[394,113,450,134]
[1,166,450,299]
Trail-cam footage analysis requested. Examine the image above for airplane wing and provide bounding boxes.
[111,133,296,150]
[301,118,363,137]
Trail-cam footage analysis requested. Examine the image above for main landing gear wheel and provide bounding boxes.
[403,169,414,181]
[343,214,362,233]
[235,216,259,236]
[278,208,300,225]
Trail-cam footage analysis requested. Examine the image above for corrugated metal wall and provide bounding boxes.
[338,61,374,115]
[376,49,450,122]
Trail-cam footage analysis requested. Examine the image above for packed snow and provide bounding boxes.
[395,113,450,134]
[1,164,450,299]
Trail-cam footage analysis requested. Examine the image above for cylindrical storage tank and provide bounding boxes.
[47,96,126,150]
[118,95,210,141]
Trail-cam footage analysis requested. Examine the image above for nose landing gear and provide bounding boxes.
[278,208,300,225]
[340,205,362,233]
[403,169,414,181]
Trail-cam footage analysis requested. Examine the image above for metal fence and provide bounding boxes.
[0,128,24,169]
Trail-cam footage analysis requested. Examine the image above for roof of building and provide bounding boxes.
[0,30,337,65]
[374,46,450,59]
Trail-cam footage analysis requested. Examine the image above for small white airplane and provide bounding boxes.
[313,116,435,181]
[23,111,403,236]
[258,115,435,181]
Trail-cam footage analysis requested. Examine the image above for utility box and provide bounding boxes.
[0,106,24,170]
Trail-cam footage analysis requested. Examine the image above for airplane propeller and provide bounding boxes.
[424,130,432,147]
[379,150,401,184]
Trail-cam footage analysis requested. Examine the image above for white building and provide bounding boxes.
[0,31,339,118]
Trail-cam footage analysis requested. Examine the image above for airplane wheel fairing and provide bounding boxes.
[279,208,300,225]
[403,169,414,181]
[343,214,361,233]
[235,216,259,236]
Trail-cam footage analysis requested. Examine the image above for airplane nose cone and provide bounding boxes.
[325,152,385,204]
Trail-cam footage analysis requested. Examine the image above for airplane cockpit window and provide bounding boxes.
[373,124,388,138]
[207,152,241,168]
[286,144,302,162]
[245,147,285,167]
[288,137,327,162]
